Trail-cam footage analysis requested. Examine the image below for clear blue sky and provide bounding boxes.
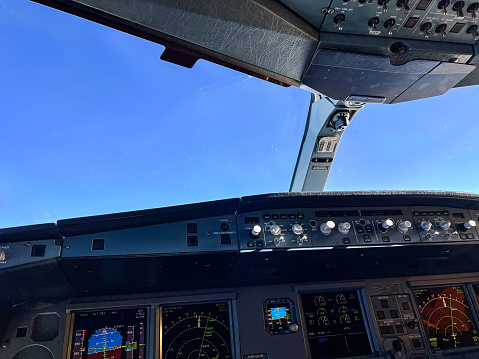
[1,0,479,228]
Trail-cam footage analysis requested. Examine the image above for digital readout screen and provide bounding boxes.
[301,290,372,358]
[414,286,479,351]
[69,307,147,359]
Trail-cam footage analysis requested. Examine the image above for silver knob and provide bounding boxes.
[426,231,439,238]
[464,220,477,229]
[0,250,5,261]
[420,221,432,231]
[320,221,336,235]
[292,224,304,235]
[381,219,395,230]
[338,222,351,235]
[289,323,299,332]
[439,221,451,230]
[297,235,307,244]
[397,220,412,233]
[270,225,282,236]
[250,225,262,238]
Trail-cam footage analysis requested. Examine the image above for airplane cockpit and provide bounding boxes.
[3,1,479,359]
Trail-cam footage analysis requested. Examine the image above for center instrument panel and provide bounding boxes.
[4,191,479,359]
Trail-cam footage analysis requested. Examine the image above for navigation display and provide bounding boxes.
[301,290,372,358]
[159,302,233,359]
[413,286,479,351]
[69,307,147,359]
[264,300,294,334]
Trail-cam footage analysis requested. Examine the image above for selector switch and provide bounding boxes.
[420,22,432,37]
[466,25,479,40]
[379,219,394,232]
[438,0,450,14]
[368,17,380,30]
[0,249,5,261]
[420,220,432,231]
[452,1,465,18]
[320,221,336,235]
[464,220,477,230]
[384,19,396,35]
[333,14,346,31]
[439,220,451,230]
[378,0,390,11]
[338,222,351,235]
[292,224,304,235]
[468,2,479,19]
[270,225,282,236]
[250,225,262,239]
[397,220,412,233]
[435,24,448,37]
[396,0,410,12]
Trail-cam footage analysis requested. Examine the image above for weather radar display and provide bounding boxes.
[413,286,479,351]
[69,308,147,359]
[160,302,233,359]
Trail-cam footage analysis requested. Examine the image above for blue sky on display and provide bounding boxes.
[1,0,478,228]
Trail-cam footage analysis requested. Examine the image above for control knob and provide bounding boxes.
[420,221,432,231]
[380,219,395,231]
[397,220,412,233]
[297,235,307,244]
[320,221,336,235]
[467,2,479,18]
[438,0,450,14]
[466,25,479,40]
[384,19,396,35]
[378,0,389,11]
[333,14,346,31]
[464,220,477,229]
[0,250,4,261]
[452,1,465,18]
[250,225,262,239]
[420,22,432,37]
[292,224,304,235]
[338,222,351,235]
[368,17,380,30]
[435,24,447,37]
[439,220,451,230]
[270,225,282,236]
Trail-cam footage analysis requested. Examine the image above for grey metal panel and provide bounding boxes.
[69,0,318,80]
[62,215,238,257]
[392,62,475,103]
[0,240,61,269]
[302,49,440,103]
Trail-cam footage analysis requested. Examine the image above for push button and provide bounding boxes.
[467,233,475,239]
[247,241,255,247]
[91,239,104,251]
[342,238,351,244]
[396,324,404,333]
[377,311,385,320]
[187,223,197,233]
[187,236,198,246]
[403,235,411,241]
[380,326,389,335]
[390,310,399,318]
[382,236,390,242]
[401,302,410,310]
[381,299,389,308]
[256,241,264,247]
[31,245,46,257]
[363,235,371,242]
[220,234,231,244]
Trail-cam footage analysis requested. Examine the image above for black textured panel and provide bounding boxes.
[0,223,62,243]
[60,252,238,296]
[31,313,60,342]
[277,0,330,28]
[57,198,240,236]
[393,62,475,103]
[12,345,54,359]
[45,0,317,81]
[227,243,479,287]
[302,49,439,103]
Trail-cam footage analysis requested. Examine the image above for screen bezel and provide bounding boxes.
[296,285,375,359]
[63,305,151,359]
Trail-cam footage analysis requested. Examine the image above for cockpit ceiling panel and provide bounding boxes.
[40,0,318,81]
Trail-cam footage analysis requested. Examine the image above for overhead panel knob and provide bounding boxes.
[464,220,477,229]
[0,250,5,261]
[381,219,395,230]
[467,2,479,18]
[435,24,447,37]
[421,221,432,231]
[320,221,336,235]
[438,0,450,14]
[338,222,351,235]
[333,14,346,31]
[439,221,451,230]
[420,22,432,37]
[270,225,282,236]
[292,224,304,235]
[384,18,396,35]
[250,225,262,238]
[466,25,479,40]
[398,220,412,233]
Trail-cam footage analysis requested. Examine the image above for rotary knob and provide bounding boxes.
[292,224,304,235]
[270,225,282,236]
[464,220,477,229]
[397,220,412,233]
[338,222,351,235]
[250,225,262,239]
[0,250,5,261]
[439,220,451,230]
[420,221,432,231]
[380,219,395,231]
[320,221,336,235]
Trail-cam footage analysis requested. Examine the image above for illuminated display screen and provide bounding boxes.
[413,286,479,351]
[159,302,233,359]
[301,290,372,358]
[265,303,292,333]
[69,307,147,359]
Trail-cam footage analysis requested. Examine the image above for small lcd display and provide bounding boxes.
[266,304,292,333]
[69,307,147,359]
[413,286,479,351]
[301,290,372,358]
